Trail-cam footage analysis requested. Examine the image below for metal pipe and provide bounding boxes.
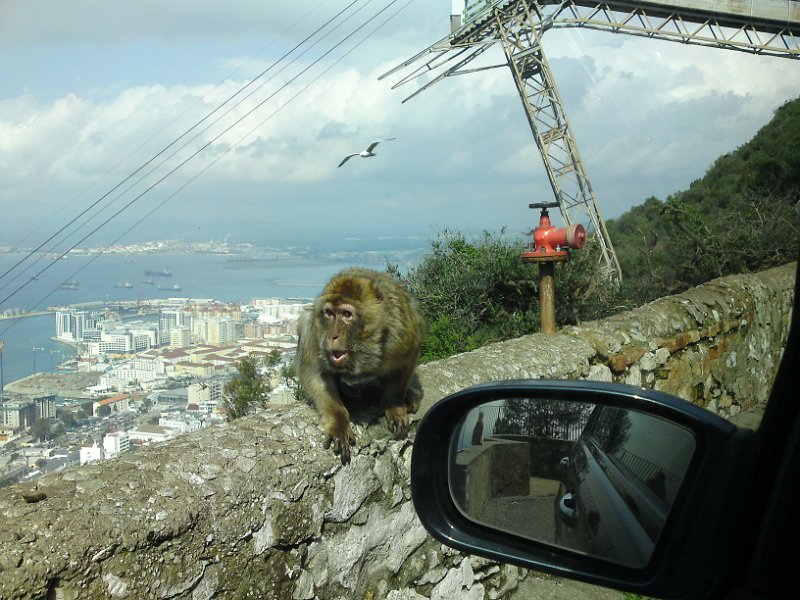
[539,262,556,334]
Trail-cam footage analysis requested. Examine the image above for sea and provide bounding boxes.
[0,252,389,387]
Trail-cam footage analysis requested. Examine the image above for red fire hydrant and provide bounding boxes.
[521,202,585,333]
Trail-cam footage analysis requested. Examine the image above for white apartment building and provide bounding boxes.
[127,424,178,445]
[269,384,295,405]
[99,357,166,392]
[80,443,104,465]
[251,299,310,320]
[87,325,158,356]
[56,310,99,341]
[193,317,237,345]
[130,325,159,348]
[209,318,237,345]
[88,331,134,355]
[188,377,228,414]
[103,430,131,458]
[0,400,36,430]
[168,326,191,348]
[160,308,190,332]
[158,414,203,434]
[97,372,132,393]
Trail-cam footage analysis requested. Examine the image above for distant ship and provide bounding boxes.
[158,283,182,291]
[60,280,79,290]
[140,278,155,285]
[145,268,172,277]
[114,281,134,289]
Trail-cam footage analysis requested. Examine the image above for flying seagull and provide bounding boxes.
[337,138,396,168]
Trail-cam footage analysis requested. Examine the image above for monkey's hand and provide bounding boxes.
[384,406,411,439]
[324,423,356,465]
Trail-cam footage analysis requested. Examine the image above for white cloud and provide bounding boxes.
[0,2,798,238]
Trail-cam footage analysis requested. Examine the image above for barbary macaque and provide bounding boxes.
[296,268,425,464]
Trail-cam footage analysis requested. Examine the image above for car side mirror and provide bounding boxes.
[411,380,750,598]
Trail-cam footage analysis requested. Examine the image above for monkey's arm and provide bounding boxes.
[307,372,356,464]
[297,313,356,464]
[378,363,420,438]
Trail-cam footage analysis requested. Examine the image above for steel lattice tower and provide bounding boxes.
[382,0,800,284]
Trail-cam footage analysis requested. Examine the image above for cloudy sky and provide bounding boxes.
[1,0,799,248]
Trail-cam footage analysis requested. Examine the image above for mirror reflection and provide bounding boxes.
[449,397,696,568]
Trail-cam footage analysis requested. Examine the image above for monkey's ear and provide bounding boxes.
[370,282,384,302]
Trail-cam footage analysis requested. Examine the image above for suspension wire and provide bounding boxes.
[0,0,414,323]
[4,0,329,258]
[0,0,360,290]
[0,0,374,298]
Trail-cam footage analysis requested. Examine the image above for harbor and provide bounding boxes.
[0,310,50,321]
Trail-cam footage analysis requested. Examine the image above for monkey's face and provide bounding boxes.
[320,301,360,372]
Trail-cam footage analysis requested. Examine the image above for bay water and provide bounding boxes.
[0,252,363,386]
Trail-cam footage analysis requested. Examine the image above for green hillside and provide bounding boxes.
[399,97,799,361]
[607,96,800,298]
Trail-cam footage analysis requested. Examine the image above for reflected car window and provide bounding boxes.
[448,398,697,568]
[569,406,696,556]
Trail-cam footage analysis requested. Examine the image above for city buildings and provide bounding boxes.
[2,296,304,478]
[55,310,99,341]
[92,394,130,417]
[127,424,177,444]
[0,394,55,434]
[103,430,130,458]
[54,297,307,357]
[99,358,166,392]
[87,324,159,355]
[187,377,227,414]
[80,443,104,465]
[250,298,308,320]
[0,401,36,430]
[159,308,189,333]
[193,316,237,345]
[33,395,56,422]
[159,413,203,434]
[168,326,191,348]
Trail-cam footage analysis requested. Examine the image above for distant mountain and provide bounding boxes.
[0,214,430,253]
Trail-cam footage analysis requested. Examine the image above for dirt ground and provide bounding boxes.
[513,573,624,599]
[486,477,627,599]
[3,371,101,398]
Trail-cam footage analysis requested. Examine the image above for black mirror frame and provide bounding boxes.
[411,379,751,599]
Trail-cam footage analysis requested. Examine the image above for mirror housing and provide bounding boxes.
[411,380,750,599]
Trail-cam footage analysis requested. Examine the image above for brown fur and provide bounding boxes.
[296,268,425,464]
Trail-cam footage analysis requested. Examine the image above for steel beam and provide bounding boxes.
[382,0,800,285]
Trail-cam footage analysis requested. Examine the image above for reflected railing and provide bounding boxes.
[449,397,696,568]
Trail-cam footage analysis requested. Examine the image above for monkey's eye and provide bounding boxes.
[323,308,335,319]
[341,309,353,319]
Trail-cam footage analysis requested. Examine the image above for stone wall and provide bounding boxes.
[0,262,794,599]
[452,439,530,518]
[494,436,574,480]
[418,262,795,419]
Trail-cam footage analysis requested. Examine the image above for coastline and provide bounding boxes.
[0,253,351,388]
[0,310,50,321]
[53,336,80,351]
